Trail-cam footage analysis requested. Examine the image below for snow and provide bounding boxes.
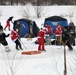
[0,6,76,75]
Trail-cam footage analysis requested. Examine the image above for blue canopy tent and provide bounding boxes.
[44,16,68,39]
[13,18,39,37]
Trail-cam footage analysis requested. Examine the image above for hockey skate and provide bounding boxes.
[5,49,11,52]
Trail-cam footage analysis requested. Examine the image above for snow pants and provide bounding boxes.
[38,37,45,51]
[4,24,10,30]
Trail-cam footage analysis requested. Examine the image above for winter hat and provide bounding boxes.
[8,16,13,21]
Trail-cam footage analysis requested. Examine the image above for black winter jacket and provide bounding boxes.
[0,25,3,31]
[0,33,9,42]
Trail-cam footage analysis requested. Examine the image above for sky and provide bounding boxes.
[0,6,76,75]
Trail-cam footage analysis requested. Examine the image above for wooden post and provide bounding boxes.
[64,46,67,75]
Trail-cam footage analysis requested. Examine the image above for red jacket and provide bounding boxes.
[45,25,52,34]
[54,25,62,35]
[11,30,19,41]
[38,30,46,39]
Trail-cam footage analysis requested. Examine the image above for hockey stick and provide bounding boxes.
[19,39,27,49]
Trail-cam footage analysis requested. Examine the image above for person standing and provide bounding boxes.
[45,23,52,45]
[0,22,3,31]
[0,27,10,52]
[69,21,75,45]
[62,27,73,51]
[45,23,52,35]
[11,29,23,50]
[4,16,13,30]
[37,28,46,51]
[54,23,62,45]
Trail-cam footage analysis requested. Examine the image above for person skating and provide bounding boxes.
[11,29,23,50]
[0,26,11,52]
[62,27,73,51]
[37,28,46,51]
[69,21,75,45]
[0,22,3,31]
[4,16,13,30]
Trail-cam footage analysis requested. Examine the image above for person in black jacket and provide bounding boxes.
[69,22,75,45]
[0,30,11,52]
[62,27,73,51]
[0,22,3,31]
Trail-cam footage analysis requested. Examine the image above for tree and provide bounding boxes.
[20,3,34,18]
[34,6,44,18]
[2,51,27,75]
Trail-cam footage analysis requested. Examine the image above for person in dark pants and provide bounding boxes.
[11,29,23,50]
[0,22,3,31]
[0,28,11,52]
[62,27,73,51]
[69,22,75,45]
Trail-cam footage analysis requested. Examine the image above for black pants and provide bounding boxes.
[66,41,73,50]
[1,40,8,46]
[15,39,22,49]
[71,33,75,46]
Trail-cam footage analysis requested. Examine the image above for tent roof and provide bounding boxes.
[14,18,33,25]
[45,16,67,21]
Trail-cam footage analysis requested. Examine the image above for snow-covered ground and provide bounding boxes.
[0,6,76,75]
[0,37,76,75]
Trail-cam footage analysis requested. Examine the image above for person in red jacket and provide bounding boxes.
[45,23,52,45]
[45,23,52,35]
[4,16,13,30]
[37,28,46,51]
[54,23,62,45]
[11,29,23,50]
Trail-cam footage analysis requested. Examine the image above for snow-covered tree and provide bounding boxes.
[2,51,27,75]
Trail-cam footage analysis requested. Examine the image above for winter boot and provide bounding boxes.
[20,46,23,50]
[16,45,19,50]
[68,48,73,51]
[4,28,6,31]
[5,49,11,52]
[19,44,23,50]
[5,46,11,52]
[16,48,19,50]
